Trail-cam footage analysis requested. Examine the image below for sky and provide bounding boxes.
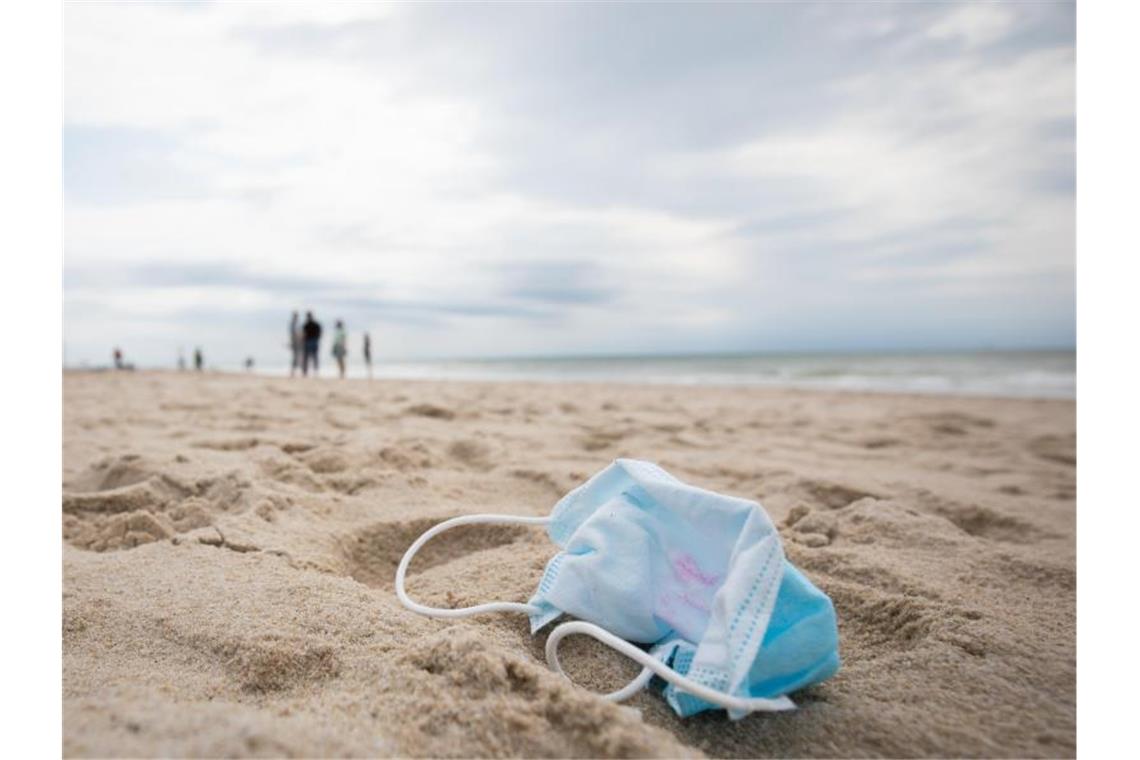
[64,1,1075,368]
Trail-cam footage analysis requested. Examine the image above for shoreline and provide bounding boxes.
[61,366,1077,402]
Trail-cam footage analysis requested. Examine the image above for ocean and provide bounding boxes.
[252,350,1075,399]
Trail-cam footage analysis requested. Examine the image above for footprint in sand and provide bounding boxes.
[377,442,438,472]
[578,428,625,452]
[446,439,494,471]
[792,478,880,510]
[342,516,532,589]
[915,490,1043,544]
[405,403,456,420]
[299,447,351,474]
[66,454,163,493]
[257,455,325,493]
[64,509,175,551]
[63,457,252,552]
[509,468,567,497]
[1027,434,1076,466]
[281,441,315,454]
[193,437,262,452]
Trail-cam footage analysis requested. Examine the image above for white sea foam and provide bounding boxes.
[240,350,1075,399]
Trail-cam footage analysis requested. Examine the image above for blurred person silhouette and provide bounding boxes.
[289,311,302,377]
[245,356,255,372]
[332,320,348,379]
[194,347,203,372]
[177,347,186,372]
[363,332,372,379]
[113,347,123,370]
[301,311,322,376]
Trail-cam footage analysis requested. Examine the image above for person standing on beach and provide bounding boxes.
[289,311,302,377]
[301,312,322,376]
[332,320,348,379]
[194,347,203,372]
[362,332,372,379]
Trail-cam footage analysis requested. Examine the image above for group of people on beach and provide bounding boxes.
[112,313,371,378]
[289,311,372,379]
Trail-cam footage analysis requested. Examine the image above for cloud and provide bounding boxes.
[64,261,343,292]
[64,125,214,205]
[64,1,1075,366]
[927,4,1017,49]
[498,261,617,305]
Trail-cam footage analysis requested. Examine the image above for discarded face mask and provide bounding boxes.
[395,459,840,719]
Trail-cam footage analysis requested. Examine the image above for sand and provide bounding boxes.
[62,370,1075,758]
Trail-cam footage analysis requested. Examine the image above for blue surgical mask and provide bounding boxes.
[396,459,840,719]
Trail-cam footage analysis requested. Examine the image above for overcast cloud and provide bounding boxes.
[64,1,1074,367]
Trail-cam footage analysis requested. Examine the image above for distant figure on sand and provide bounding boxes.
[363,332,372,379]
[289,311,302,377]
[194,347,203,372]
[332,320,348,379]
[177,348,186,371]
[113,347,123,370]
[302,312,322,376]
[245,357,255,372]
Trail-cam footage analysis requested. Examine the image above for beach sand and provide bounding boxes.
[62,371,1075,757]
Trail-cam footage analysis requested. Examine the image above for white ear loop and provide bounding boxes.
[395,512,552,618]
[395,514,795,714]
[545,620,795,713]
